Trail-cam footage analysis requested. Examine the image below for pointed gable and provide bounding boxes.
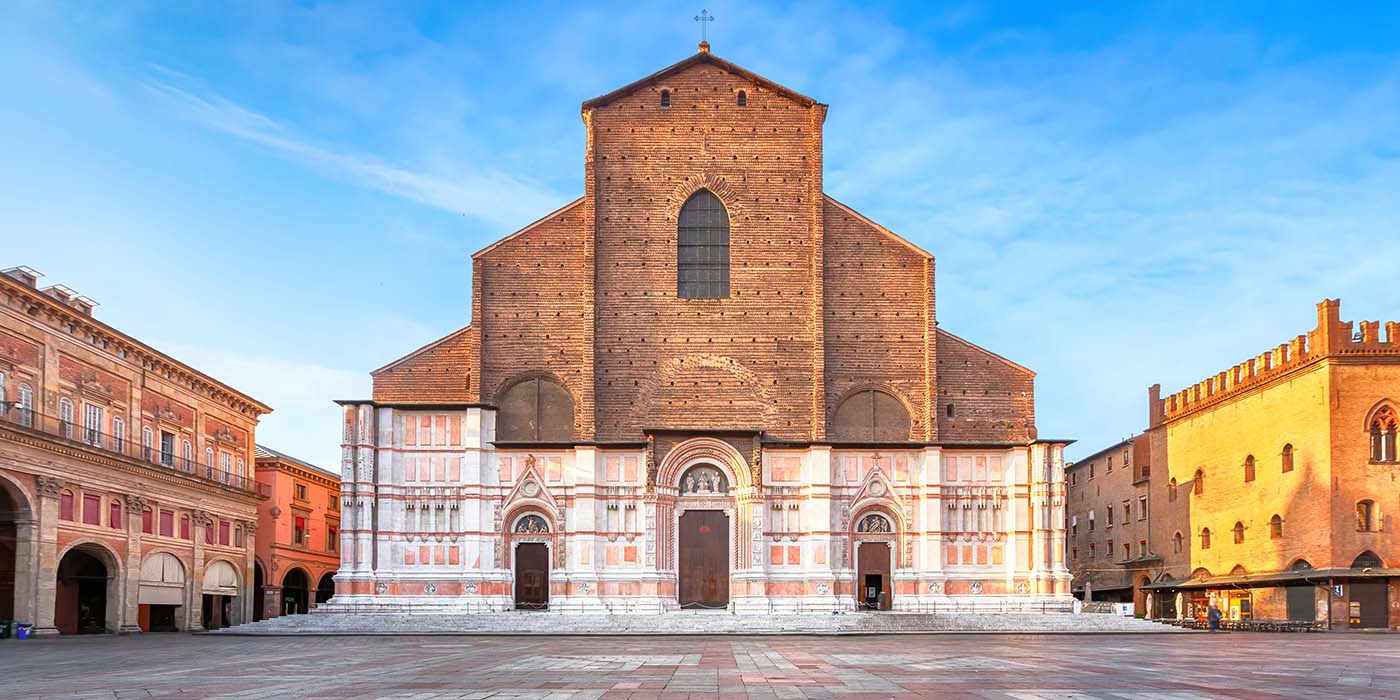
[372,325,474,403]
[582,49,823,111]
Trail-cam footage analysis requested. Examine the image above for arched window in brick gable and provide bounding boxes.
[831,389,911,442]
[497,376,575,443]
[737,89,747,107]
[660,89,670,108]
[677,189,730,299]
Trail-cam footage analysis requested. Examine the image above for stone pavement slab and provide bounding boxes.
[0,633,1397,700]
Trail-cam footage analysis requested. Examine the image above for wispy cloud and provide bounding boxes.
[151,341,367,471]
[143,75,565,230]
[6,2,1400,464]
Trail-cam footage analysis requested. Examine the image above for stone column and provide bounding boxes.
[186,510,211,631]
[241,519,257,625]
[119,494,145,633]
[12,517,37,624]
[31,475,62,635]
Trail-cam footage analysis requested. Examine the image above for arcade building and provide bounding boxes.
[329,46,1073,614]
[0,266,268,634]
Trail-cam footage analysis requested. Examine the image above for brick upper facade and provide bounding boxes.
[373,48,1035,448]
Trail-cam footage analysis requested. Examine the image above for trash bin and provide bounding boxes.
[15,623,32,640]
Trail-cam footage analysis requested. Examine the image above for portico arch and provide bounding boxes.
[55,540,121,634]
[0,473,35,623]
[138,551,186,632]
[202,559,240,630]
[281,567,310,616]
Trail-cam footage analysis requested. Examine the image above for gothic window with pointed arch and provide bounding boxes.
[1369,405,1397,462]
[1281,443,1294,472]
[677,190,729,299]
[856,513,892,533]
[514,514,550,534]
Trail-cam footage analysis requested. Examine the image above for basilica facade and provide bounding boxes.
[331,46,1072,614]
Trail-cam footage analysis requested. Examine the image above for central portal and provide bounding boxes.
[678,510,729,609]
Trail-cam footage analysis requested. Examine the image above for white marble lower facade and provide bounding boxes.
[328,404,1072,613]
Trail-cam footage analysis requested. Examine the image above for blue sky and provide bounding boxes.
[3,2,1398,469]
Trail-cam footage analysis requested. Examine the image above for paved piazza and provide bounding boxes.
[3,633,1398,700]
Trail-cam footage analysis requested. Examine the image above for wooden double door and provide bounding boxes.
[678,510,729,609]
[514,542,549,610]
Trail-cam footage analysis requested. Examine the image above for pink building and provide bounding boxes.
[252,445,340,620]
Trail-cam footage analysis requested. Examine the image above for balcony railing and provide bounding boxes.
[0,404,269,497]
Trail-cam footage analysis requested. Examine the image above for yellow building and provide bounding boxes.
[1141,300,1399,629]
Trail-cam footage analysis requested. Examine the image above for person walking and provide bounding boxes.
[1207,602,1222,632]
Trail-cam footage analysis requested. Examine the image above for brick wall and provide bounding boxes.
[935,330,1035,444]
[474,200,591,428]
[372,326,474,403]
[822,198,933,440]
[368,51,1039,450]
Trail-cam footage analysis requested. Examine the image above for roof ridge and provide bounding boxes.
[582,50,823,110]
[937,328,1035,376]
[823,194,933,260]
[371,324,473,376]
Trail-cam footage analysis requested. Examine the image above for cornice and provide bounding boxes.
[256,457,339,489]
[0,276,271,418]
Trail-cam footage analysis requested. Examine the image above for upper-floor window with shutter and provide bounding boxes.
[677,190,729,299]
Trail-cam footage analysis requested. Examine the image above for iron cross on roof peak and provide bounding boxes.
[694,9,714,52]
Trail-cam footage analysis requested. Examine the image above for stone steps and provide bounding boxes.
[218,611,1182,636]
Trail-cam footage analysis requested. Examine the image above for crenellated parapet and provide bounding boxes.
[1152,299,1400,425]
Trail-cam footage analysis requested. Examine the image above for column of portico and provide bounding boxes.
[119,494,145,632]
[31,475,62,635]
[263,508,283,618]
[12,515,37,624]
[241,519,257,624]
[186,509,210,631]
